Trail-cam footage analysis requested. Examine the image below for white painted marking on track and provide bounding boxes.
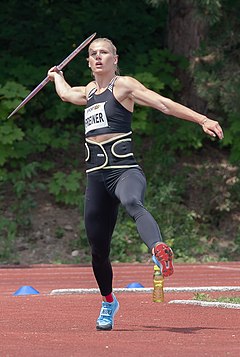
[208,265,240,271]
[50,286,240,295]
[169,300,240,309]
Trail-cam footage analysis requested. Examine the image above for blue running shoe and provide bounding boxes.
[96,294,119,331]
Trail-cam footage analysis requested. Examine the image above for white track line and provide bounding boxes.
[208,265,240,271]
[169,300,240,309]
[50,286,240,295]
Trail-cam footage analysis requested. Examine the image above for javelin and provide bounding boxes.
[7,32,96,119]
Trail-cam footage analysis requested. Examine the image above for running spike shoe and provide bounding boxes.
[152,242,174,277]
[96,294,119,331]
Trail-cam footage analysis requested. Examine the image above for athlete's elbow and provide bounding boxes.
[60,95,68,102]
[159,104,170,115]
[159,98,174,115]
[59,92,70,102]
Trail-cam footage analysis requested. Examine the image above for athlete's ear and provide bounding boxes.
[86,58,91,68]
[114,55,119,65]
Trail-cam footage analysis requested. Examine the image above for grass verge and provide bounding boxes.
[194,293,240,304]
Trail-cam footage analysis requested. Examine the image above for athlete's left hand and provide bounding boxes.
[201,118,224,140]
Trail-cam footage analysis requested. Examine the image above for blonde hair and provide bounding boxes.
[88,37,120,75]
[88,37,117,55]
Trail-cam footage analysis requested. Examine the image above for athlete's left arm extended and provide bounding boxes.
[127,76,224,140]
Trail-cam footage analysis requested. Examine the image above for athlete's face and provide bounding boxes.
[88,41,118,73]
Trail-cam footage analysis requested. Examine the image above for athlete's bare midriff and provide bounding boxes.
[87,133,126,143]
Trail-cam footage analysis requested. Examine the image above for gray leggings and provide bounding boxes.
[84,167,163,296]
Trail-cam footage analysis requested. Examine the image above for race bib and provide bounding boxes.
[84,102,108,134]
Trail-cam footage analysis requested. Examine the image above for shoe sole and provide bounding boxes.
[154,243,174,277]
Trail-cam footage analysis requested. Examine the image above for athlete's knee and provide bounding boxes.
[121,196,143,216]
[89,238,110,259]
[84,209,102,239]
[92,250,110,265]
[84,206,100,224]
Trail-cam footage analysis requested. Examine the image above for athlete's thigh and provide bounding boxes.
[115,168,147,203]
[84,173,119,241]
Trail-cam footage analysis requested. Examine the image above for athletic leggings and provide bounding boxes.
[84,167,163,296]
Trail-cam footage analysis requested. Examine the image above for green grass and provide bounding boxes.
[194,293,240,304]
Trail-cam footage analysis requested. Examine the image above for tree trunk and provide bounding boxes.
[167,0,208,113]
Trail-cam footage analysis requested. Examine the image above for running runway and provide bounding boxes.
[0,262,239,356]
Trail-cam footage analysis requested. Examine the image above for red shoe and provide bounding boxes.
[153,243,174,277]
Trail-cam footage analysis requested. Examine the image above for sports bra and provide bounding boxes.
[84,77,132,137]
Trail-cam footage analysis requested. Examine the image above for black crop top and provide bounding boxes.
[84,77,132,137]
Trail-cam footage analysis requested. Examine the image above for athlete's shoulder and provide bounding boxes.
[85,80,97,97]
[115,75,140,91]
[115,76,145,99]
[116,75,135,85]
[86,80,96,91]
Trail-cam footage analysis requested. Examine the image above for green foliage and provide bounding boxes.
[48,170,84,206]
[12,195,37,230]
[132,48,195,150]
[0,122,24,165]
[221,113,240,163]
[233,230,240,257]
[134,48,186,94]
[6,162,41,197]
[193,0,240,162]
[0,217,17,261]
[0,81,28,165]
[55,226,65,239]
[0,161,42,236]
[197,0,223,25]
[0,81,29,114]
